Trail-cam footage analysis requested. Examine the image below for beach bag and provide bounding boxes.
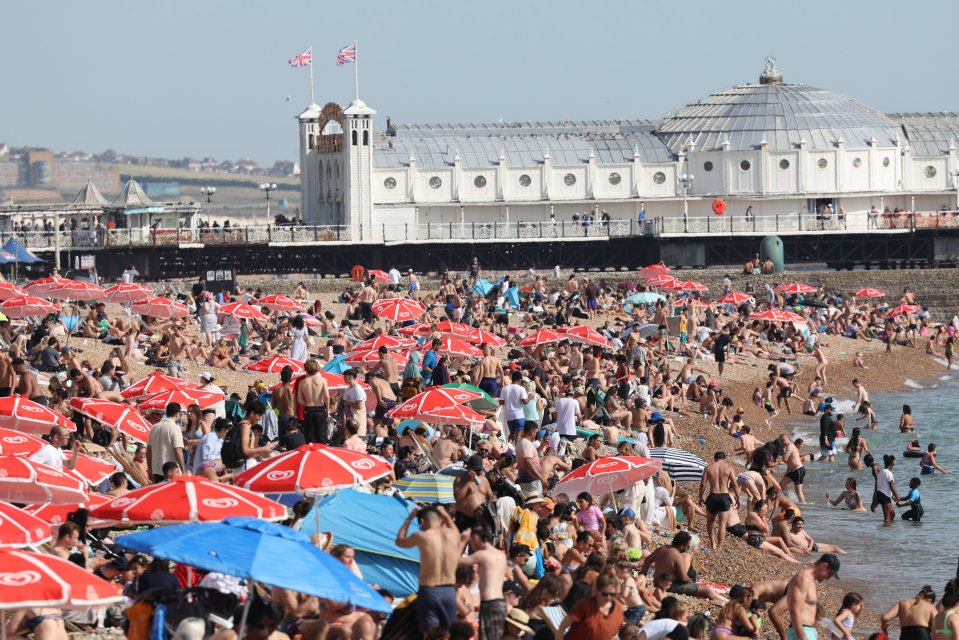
[220,425,246,469]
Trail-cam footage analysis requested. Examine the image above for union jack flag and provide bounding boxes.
[336,43,356,66]
[288,47,312,68]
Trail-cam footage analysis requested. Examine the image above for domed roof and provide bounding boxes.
[657,67,902,153]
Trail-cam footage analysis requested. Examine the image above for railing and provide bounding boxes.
[5,211,958,251]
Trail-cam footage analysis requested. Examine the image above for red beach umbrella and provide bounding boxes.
[461,325,507,347]
[0,428,45,456]
[371,298,427,322]
[22,276,73,297]
[716,291,753,305]
[255,294,305,312]
[386,388,486,425]
[563,325,613,348]
[0,295,59,318]
[103,283,154,304]
[48,281,105,301]
[774,283,818,294]
[0,456,87,505]
[397,323,432,337]
[887,304,921,318]
[243,356,306,374]
[0,395,75,434]
[675,281,708,292]
[516,328,564,348]
[23,493,113,525]
[343,349,410,369]
[89,475,287,524]
[672,298,710,308]
[0,548,123,608]
[637,264,671,279]
[750,309,806,323]
[122,371,193,400]
[62,451,115,486]
[417,337,483,358]
[556,456,662,496]
[138,386,223,411]
[0,500,52,548]
[219,301,269,322]
[353,334,418,352]
[854,288,886,298]
[0,282,25,301]
[68,398,153,444]
[130,296,189,319]
[366,269,391,284]
[235,443,392,494]
[645,274,680,289]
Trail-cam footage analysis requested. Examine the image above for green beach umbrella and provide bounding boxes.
[442,383,497,411]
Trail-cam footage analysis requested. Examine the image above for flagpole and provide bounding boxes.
[309,46,315,104]
[354,40,359,100]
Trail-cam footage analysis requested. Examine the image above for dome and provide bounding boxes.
[343,98,376,116]
[297,103,322,121]
[657,79,902,154]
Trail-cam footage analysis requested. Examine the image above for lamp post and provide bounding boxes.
[200,186,216,229]
[259,183,277,228]
[679,173,695,233]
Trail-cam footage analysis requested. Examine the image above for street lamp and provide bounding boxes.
[259,183,278,227]
[200,186,216,227]
[679,173,695,233]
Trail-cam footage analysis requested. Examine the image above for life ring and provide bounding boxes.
[712,198,727,216]
[351,265,365,281]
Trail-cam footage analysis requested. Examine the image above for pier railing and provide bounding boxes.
[5,210,957,251]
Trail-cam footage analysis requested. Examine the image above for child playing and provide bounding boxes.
[898,477,923,522]
[828,592,863,640]
[854,352,867,368]
[575,491,606,539]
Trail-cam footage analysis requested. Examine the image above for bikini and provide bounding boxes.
[938,610,955,636]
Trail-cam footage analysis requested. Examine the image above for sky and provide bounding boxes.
[2,1,957,166]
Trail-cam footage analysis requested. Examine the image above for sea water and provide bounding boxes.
[789,376,958,613]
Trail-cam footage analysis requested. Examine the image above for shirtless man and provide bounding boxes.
[852,378,869,411]
[459,525,508,640]
[69,367,123,402]
[812,344,828,387]
[678,358,709,390]
[782,554,840,640]
[12,358,44,404]
[433,427,463,469]
[166,325,189,378]
[639,531,727,605]
[0,353,16,397]
[396,506,466,635]
[273,367,296,438]
[778,433,808,503]
[453,455,494,531]
[367,347,400,395]
[735,425,758,463]
[296,359,330,444]
[781,517,845,555]
[698,452,740,550]
[583,348,601,389]
[476,344,503,399]
[366,371,397,431]
[540,447,571,488]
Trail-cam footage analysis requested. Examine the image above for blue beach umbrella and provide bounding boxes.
[625,292,666,306]
[322,355,349,374]
[394,473,455,504]
[472,279,494,296]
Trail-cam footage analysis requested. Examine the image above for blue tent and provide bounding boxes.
[300,489,420,597]
[0,250,17,265]
[504,286,521,308]
[1,238,43,263]
[322,355,349,374]
[472,279,493,296]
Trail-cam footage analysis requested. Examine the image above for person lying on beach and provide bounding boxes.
[638,531,728,605]
[774,516,846,555]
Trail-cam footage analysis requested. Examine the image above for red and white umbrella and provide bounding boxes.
[130,296,189,319]
[716,291,754,305]
[563,325,613,348]
[774,283,818,295]
[398,322,432,337]
[0,428,45,456]
[674,280,709,293]
[353,334,418,352]
[461,325,507,347]
[138,386,223,411]
[103,283,154,304]
[68,398,153,444]
[0,282,25,301]
[371,298,427,322]
[417,337,483,358]
[0,456,87,505]
[219,301,269,322]
[0,395,75,434]
[645,274,680,289]
[637,264,672,279]
[0,501,51,548]
[62,452,115,486]
[672,298,710,308]
[854,288,886,298]
[243,356,306,374]
[89,475,287,524]
[255,293,305,312]
[516,328,564,348]
[343,349,410,369]
[0,549,124,608]
[48,281,105,301]
[366,269,391,284]
[22,276,73,297]
[0,295,59,319]
[751,309,806,323]
[24,493,113,525]
[432,320,476,340]
[887,304,921,318]
[268,371,370,397]
[555,456,662,496]
[386,388,486,425]
[235,443,393,495]
[121,371,193,400]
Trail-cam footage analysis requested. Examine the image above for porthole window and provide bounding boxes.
[817,158,828,169]
[563,173,577,186]
[703,161,714,172]
[652,171,666,185]
[518,174,532,187]
[429,176,442,189]
[383,177,397,190]
[925,165,938,178]
[608,172,622,185]
[779,159,790,170]
[882,157,890,168]
[740,160,751,171]
[852,157,863,168]
[474,175,487,188]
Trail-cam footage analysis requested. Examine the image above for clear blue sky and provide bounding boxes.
[2,0,955,166]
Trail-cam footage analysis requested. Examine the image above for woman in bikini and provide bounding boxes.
[5,608,66,640]
[844,428,871,470]
[881,586,937,640]
[933,580,959,640]
[743,499,799,563]
[710,584,755,640]
[827,477,867,511]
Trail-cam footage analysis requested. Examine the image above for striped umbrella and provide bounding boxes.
[103,283,154,304]
[648,448,707,482]
[256,294,305,312]
[394,473,455,504]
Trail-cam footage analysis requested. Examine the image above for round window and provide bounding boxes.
[383,177,397,190]
[852,157,863,168]
[608,172,622,186]
[652,172,666,185]
[817,158,828,169]
[474,175,487,188]
[925,165,938,178]
[779,159,790,170]
[563,173,577,186]
[518,174,532,187]
[882,157,891,168]
[429,176,442,189]
[740,160,751,171]
[703,161,714,172]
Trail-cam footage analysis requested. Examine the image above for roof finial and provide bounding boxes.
[759,55,783,85]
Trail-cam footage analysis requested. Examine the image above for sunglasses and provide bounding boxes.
[600,591,617,597]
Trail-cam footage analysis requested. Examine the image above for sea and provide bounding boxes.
[788,370,958,620]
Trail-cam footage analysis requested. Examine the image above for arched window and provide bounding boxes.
[351,130,358,146]
[363,130,369,146]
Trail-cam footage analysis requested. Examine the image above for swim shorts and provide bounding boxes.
[705,493,732,514]
[785,466,806,485]
[479,377,499,398]
[726,523,748,538]
[668,581,700,597]
[417,584,457,633]
[786,626,817,640]
[875,491,892,506]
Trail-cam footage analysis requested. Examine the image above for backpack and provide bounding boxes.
[473,500,506,549]
[220,423,247,469]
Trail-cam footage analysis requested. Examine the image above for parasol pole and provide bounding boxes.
[236,578,255,640]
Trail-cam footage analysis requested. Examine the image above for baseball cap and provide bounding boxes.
[467,454,484,472]
[817,553,841,578]
[649,411,664,422]
[107,557,129,571]
[200,372,214,382]
[503,580,525,596]
[618,507,636,518]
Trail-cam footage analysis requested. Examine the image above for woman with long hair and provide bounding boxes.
[880,586,937,640]
[844,427,871,470]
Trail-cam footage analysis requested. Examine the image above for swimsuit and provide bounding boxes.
[705,492,732,514]
[726,523,748,538]
[787,626,818,640]
[938,610,955,636]
[785,466,806,485]
[899,626,932,640]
